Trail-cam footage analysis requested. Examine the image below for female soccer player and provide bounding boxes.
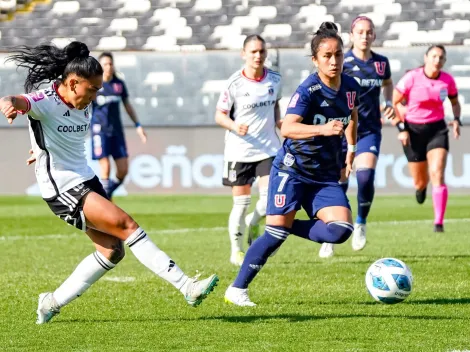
[0,42,218,324]
[393,45,461,232]
[224,23,359,306]
[91,52,147,199]
[215,35,283,266]
[319,16,395,258]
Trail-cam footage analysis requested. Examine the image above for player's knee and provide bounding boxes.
[107,241,125,264]
[116,213,138,232]
[326,221,354,244]
[429,168,444,185]
[356,168,375,187]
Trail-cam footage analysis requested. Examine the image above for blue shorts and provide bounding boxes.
[342,133,382,168]
[91,132,128,160]
[266,166,350,218]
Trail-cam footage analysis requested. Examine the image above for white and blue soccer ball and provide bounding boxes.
[365,258,413,304]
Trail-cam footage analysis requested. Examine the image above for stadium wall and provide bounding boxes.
[1,126,470,195]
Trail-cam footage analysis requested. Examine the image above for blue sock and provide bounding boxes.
[356,168,375,224]
[108,178,123,198]
[232,225,288,289]
[291,219,353,244]
[339,180,349,194]
[101,179,110,194]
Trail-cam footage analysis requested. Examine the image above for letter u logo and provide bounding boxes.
[346,92,356,110]
[374,62,386,75]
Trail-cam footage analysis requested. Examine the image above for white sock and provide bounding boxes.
[53,251,115,308]
[228,195,251,254]
[125,227,190,294]
[249,187,268,226]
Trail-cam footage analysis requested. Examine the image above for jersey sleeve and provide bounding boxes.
[384,57,392,80]
[447,74,458,98]
[216,80,235,113]
[285,86,311,119]
[395,71,413,96]
[121,80,129,101]
[20,91,50,120]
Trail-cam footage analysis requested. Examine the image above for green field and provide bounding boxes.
[0,195,469,352]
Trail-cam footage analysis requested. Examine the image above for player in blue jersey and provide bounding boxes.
[319,16,395,258]
[224,22,359,306]
[91,52,147,199]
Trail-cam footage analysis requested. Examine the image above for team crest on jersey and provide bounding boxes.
[346,92,356,109]
[113,83,123,94]
[84,105,90,119]
[374,62,386,75]
[439,88,448,102]
[274,194,286,208]
[268,87,274,95]
[283,153,295,167]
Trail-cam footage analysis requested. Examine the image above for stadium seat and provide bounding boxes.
[51,1,79,16]
[96,36,127,50]
[117,0,151,15]
[261,24,292,40]
[193,0,222,11]
[109,18,139,34]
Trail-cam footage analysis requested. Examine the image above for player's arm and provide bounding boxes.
[382,78,395,119]
[392,89,407,122]
[392,89,410,146]
[343,107,358,177]
[123,98,147,143]
[281,114,343,139]
[449,95,461,139]
[0,95,29,124]
[215,109,247,136]
[274,100,282,129]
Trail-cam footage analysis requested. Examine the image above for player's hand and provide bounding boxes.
[0,99,17,124]
[321,120,344,136]
[398,131,410,146]
[234,123,248,136]
[136,126,147,144]
[345,151,355,178]
[382,105,395,120]
[449,120,461,140]
[26,149,36,166]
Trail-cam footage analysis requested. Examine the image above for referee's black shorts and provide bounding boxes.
[403,119,449,162]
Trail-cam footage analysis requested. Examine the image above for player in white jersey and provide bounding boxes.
[0,41,218,324]
[215,35,282,266]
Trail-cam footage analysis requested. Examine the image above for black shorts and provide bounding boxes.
[46,176,108,231]
[403,120,449,162]
[222,157,274,187]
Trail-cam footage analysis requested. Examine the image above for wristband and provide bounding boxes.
[396,122,407,132]
[347,144,357,153]
[135,122,141,128]
[454,116,463,126]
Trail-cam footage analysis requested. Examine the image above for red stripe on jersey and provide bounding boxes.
[17,95,31,114]
[53,82,74,109]
[242,68,267,82]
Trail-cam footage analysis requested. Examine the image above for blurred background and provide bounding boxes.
[0,0,469,194]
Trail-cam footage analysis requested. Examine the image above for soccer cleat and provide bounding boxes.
[434,224,444,233]
[230,251,245,266]
[36,292,60,324]
[245,213,260,246]
[415,188,427,204]
[319,243,335,258]
[224,286,256,307]
[185,274,219,307]
[351,223,367,251]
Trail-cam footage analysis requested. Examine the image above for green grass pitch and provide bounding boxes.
[0,195,469,352]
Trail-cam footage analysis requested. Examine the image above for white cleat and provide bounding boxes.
[319,243,335,258]
[185,274,219,307]
[230,251,245,266]
[224,286,256,307]
[36,292,60,324]
[351,223,367,251]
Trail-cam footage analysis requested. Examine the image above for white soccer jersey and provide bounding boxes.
[217,68,282,162]
[21,83,95,200]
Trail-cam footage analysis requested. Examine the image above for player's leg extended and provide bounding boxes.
[408,161,429,203]
[427,148,448,232]
[246,175,269,246]
[83,191,218,307]
[403,128,429,204]
[228,185,251,266]
[351,149,379,251]
[37,230,124,324]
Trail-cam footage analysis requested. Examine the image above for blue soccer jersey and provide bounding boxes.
[274,72,360,184]
[343,50,391,136]
[91,76,129,137]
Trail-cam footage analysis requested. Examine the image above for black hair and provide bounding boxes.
[310,22,343,58]
[243,34,266,49]
[426,44,446,56]
[98,51,114,61]
[7,41,103,93]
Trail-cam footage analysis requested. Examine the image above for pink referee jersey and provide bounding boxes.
[395,67,458,124]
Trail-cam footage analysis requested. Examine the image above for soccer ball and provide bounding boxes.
[365,258,413,304]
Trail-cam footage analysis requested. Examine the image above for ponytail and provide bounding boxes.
[7,41,102,93]
[310,22,343,58]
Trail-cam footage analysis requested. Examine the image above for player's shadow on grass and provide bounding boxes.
[201,313,468,323]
